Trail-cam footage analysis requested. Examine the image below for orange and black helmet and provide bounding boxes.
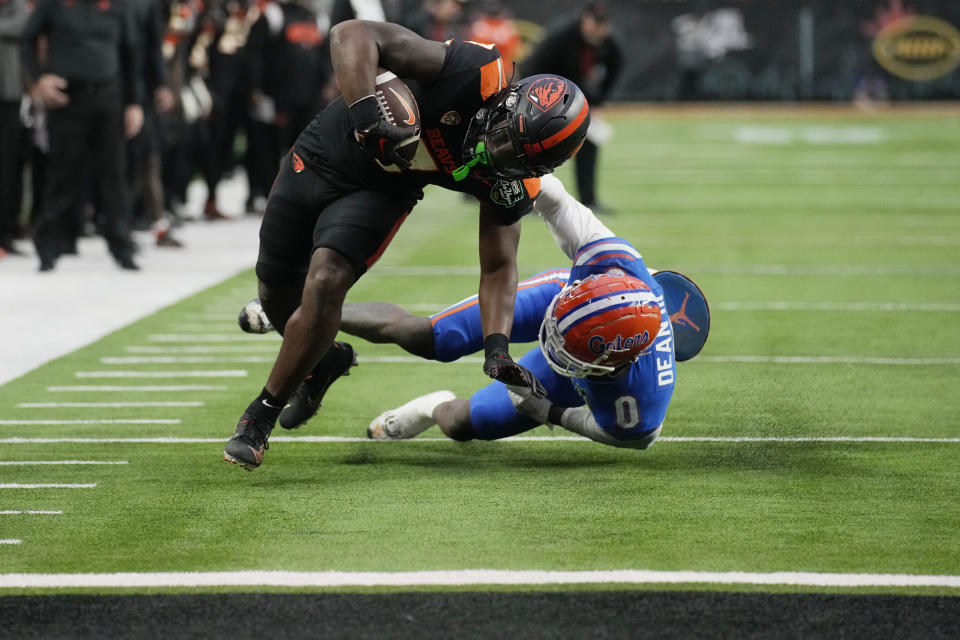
[455,74,590,181]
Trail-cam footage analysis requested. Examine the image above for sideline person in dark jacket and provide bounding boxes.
[22,0,145,271]
[522,1,622,212]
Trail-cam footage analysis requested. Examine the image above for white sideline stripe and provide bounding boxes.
[126,345,279,354]
[0,511,62,515]
[0,419,179,425]
[0,461,127,466]
[47,386,228,392]
[716,301,960,312]
[0,436,957,444]
[699,356,960,365]
[0,569,958,589]
[0,540,23,545]
[101,357,273,364]
[354,355,960,367]
[75,370,247,378]
[171,323,244,331]
[0,484,96,489]
[86,356,960,367]
[17,402,205,408]
[369,265,960,277]
[148,334,280,342]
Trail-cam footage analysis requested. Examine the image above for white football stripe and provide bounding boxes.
[0,511,62,515]
[17,402,205,408]
[0,419,180,425]
[0,569,957,589]
[0,435,956,444]
[557,291,657,334]
[75,370,247,378]
[0,484,96,489]
[698,356,960,365]
[101,357,272,364]
[716,302,960,312]
[0,460,127,466]
[126,345,278,353]
[48,386,228,392]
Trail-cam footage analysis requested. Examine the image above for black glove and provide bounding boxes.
[349,95,413,169]
[483,333,547,399]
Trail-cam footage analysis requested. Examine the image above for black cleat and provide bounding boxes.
[279,342,357,430]
[224,411,273,470]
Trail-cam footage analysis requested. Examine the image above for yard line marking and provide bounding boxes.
[171,323,244,331]
[0,419,179,425]
[17,402,205,408]
[148,334,280,342]
[0,569,958,589]
[716,302,960,312]
[0,461,127,466]
[47,385,228,392]
[369,265,960,277]
[0,484,96,489]
[352,355,960,366]
[75,370,247,378]
[0,436,957,444]
[0,511,62,515]
[698,356,960,365]
[101,357,273,364]
[0,540,22,545]
[126,345,278,354]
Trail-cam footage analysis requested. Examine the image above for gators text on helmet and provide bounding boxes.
[539,272,663,378]
[454,74,590,181]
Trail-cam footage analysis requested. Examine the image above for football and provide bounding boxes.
[375,69,421,164]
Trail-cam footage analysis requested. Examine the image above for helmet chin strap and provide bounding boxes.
[452,141,490,182]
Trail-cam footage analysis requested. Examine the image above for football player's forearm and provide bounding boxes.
[557,406,659,450]
[477,211,520,339]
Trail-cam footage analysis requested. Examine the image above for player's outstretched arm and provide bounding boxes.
[477,203,546,397]
[558,406,661,450]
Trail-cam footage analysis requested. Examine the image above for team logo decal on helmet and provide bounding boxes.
[539,273,663,378]
[527,77,567,112]
[453,74,590,181]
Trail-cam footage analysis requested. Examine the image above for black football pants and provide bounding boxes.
[33,81,134,262]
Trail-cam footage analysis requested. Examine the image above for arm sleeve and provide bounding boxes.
[121,1,144,105]
[535,174,614,260]
[20,0,49,86]
[143,0,168,92]
[558,406,660,450]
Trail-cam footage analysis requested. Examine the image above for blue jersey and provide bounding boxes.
[565,238,676,438]
[431,236,676,442]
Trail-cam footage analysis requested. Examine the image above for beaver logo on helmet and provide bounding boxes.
[527,77,567,112]
[539,273,662,378]
[454,74,590,181]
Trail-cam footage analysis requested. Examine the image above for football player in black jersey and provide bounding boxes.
[225,19,591,470]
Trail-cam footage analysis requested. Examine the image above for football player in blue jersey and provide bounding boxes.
[225,19,593,469]
[344,174,709,447]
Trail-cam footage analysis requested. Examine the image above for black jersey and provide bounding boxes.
[294,39,541,225]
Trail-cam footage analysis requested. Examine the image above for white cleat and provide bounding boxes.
[367,390,456,440]
[238,299,274,334]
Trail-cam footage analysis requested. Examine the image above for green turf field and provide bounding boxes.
[1,107,958,595]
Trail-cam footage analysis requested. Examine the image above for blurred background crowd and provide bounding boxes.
[0,0,958,269]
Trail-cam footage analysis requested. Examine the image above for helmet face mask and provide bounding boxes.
[454,74,591,182]
[539,273,663,379]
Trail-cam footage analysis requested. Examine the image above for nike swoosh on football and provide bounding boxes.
[389,87,417,126]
